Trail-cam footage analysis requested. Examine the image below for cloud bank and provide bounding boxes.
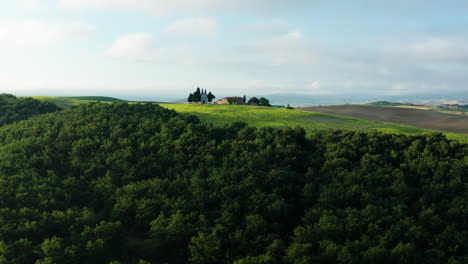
[0,20,95,48]
[166,17,217,37]
[59,0,309,15]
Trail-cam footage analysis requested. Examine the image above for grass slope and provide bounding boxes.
[163,104,468,143]
[31,96,123,109]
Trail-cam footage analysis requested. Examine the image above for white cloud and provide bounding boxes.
[106,33,154,60]
[59,0,308,15]
[0,20,95,48]
[384,83,413,95]
[106,32,192,62]
[240,31,320,66]
[392,83,409,91]
[16,0,46,9]
[245,20,291,35]
[419,83,448,90]
[385,37,468,64]
[166,17,216,37]
[309,81,321,90]
[304,81,334,95]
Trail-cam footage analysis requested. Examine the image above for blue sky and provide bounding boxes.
[1,0,468,100]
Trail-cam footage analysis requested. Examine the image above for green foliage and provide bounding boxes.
[194,88,201,102]
[208,92,216,102]
[367,101,408,106]
[0,94,61,126]
[227,98,238,104]
[0,102,466,263]
[248,97,260,105]
[189,87,215,103]
[62,96,122,102]
[32,96,122,109]
[259,97,271,107]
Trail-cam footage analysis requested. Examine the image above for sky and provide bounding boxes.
[1,0,468,100]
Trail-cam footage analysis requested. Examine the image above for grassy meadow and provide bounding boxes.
[162,104,468,143]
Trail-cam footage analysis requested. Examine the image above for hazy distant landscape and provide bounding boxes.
[255,92,468,107]
[299,105,468,134]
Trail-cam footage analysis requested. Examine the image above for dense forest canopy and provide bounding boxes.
[0,102,466,263]
[0,94,62,127]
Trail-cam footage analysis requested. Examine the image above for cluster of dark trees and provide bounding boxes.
[0,94,61,126]
[443,104,468,108]
[0,100,466,263]
[247,97,271,107]
[188,88,215,103]
[369,101,410,106]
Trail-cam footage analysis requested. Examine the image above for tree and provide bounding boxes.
[194,88,201,102]
[259,97,271,107]
[207,92,216,103]
[227,98,238,105]
[243,95,246,104]
[247,97,260,105]
[37,237,67,264]
[0,94,61,127]
[188,94,194,103]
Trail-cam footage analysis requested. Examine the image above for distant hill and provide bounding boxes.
[299,104,468,135]
[365,101,468,115]
[168,98,189,104]
[62,96,123,102]
[366,101,410,106]
[32,96,124,108]
[0,94,61,126]
[256,93,468,106]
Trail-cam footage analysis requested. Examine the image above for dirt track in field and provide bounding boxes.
[298,105,468,134]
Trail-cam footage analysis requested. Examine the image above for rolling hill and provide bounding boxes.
[162,104,468,143]
[298,105,468,135]
[31,96,123,109]
[0,94,61,126]
[21,97,468,143]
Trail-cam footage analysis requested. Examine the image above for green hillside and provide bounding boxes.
[0,102,466,263]
[162,104,468,143]
[31,96,123,109]
[0,94,61,126]
[16,98,468,143]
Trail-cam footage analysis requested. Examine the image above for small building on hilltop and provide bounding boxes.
[196,91,209,104]
[216,96,245,105]
[189,88,215,104]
